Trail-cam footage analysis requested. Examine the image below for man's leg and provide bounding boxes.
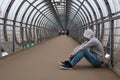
[70,50,101,67]
[70,50,87,67]
[84,51,101,67]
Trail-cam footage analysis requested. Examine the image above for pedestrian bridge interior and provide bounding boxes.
[0,0,120,80]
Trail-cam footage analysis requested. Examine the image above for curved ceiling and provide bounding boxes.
[0,0,120,29]
[0,0,120,45]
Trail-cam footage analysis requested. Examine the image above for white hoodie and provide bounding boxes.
[73,29,104,62]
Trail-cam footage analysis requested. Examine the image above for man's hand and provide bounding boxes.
[68,53,74,60]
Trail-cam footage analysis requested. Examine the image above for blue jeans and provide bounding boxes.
[69,50,102,67]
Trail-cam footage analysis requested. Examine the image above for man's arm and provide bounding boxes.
[72,40,95,55]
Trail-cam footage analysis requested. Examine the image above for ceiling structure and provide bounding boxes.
[0,0,120,52]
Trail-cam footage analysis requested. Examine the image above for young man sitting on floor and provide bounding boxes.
[59,29,104,69]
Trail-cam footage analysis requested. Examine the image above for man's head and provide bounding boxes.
[83,29,95,41]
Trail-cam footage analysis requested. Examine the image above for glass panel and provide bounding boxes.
[102,22,110,46]
[72,0,82,6]
[8,0,23,20]
[32,12,40,25]
[72,0,81,9]
[0,0,4,17]
[79,9,88,24]
[97,0,108,17]
[28,9,37,24]
[84,2,95,21]
[108,0,115,13]
[23,6,34,23]
[82,6,91,23]
[34,14,42,26]
[114,19,120,64]
[33,0,44,6]
[16,2,30,22]
[89,0,100,19]
[28,0,35,3]
[0,0,4,5]
[39,5,48,12]
[112,0,120,12]
[54,0,60,2]
[0,0,11,17]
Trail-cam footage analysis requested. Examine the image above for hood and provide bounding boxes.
[83,29,95,39]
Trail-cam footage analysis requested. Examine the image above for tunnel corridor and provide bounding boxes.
[0,0,120,78]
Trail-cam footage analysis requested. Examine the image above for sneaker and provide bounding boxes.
[60,64,73,70]
[59,62,73,70]
[59,61,69,65]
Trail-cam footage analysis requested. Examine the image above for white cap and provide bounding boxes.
[83,29,95,39]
